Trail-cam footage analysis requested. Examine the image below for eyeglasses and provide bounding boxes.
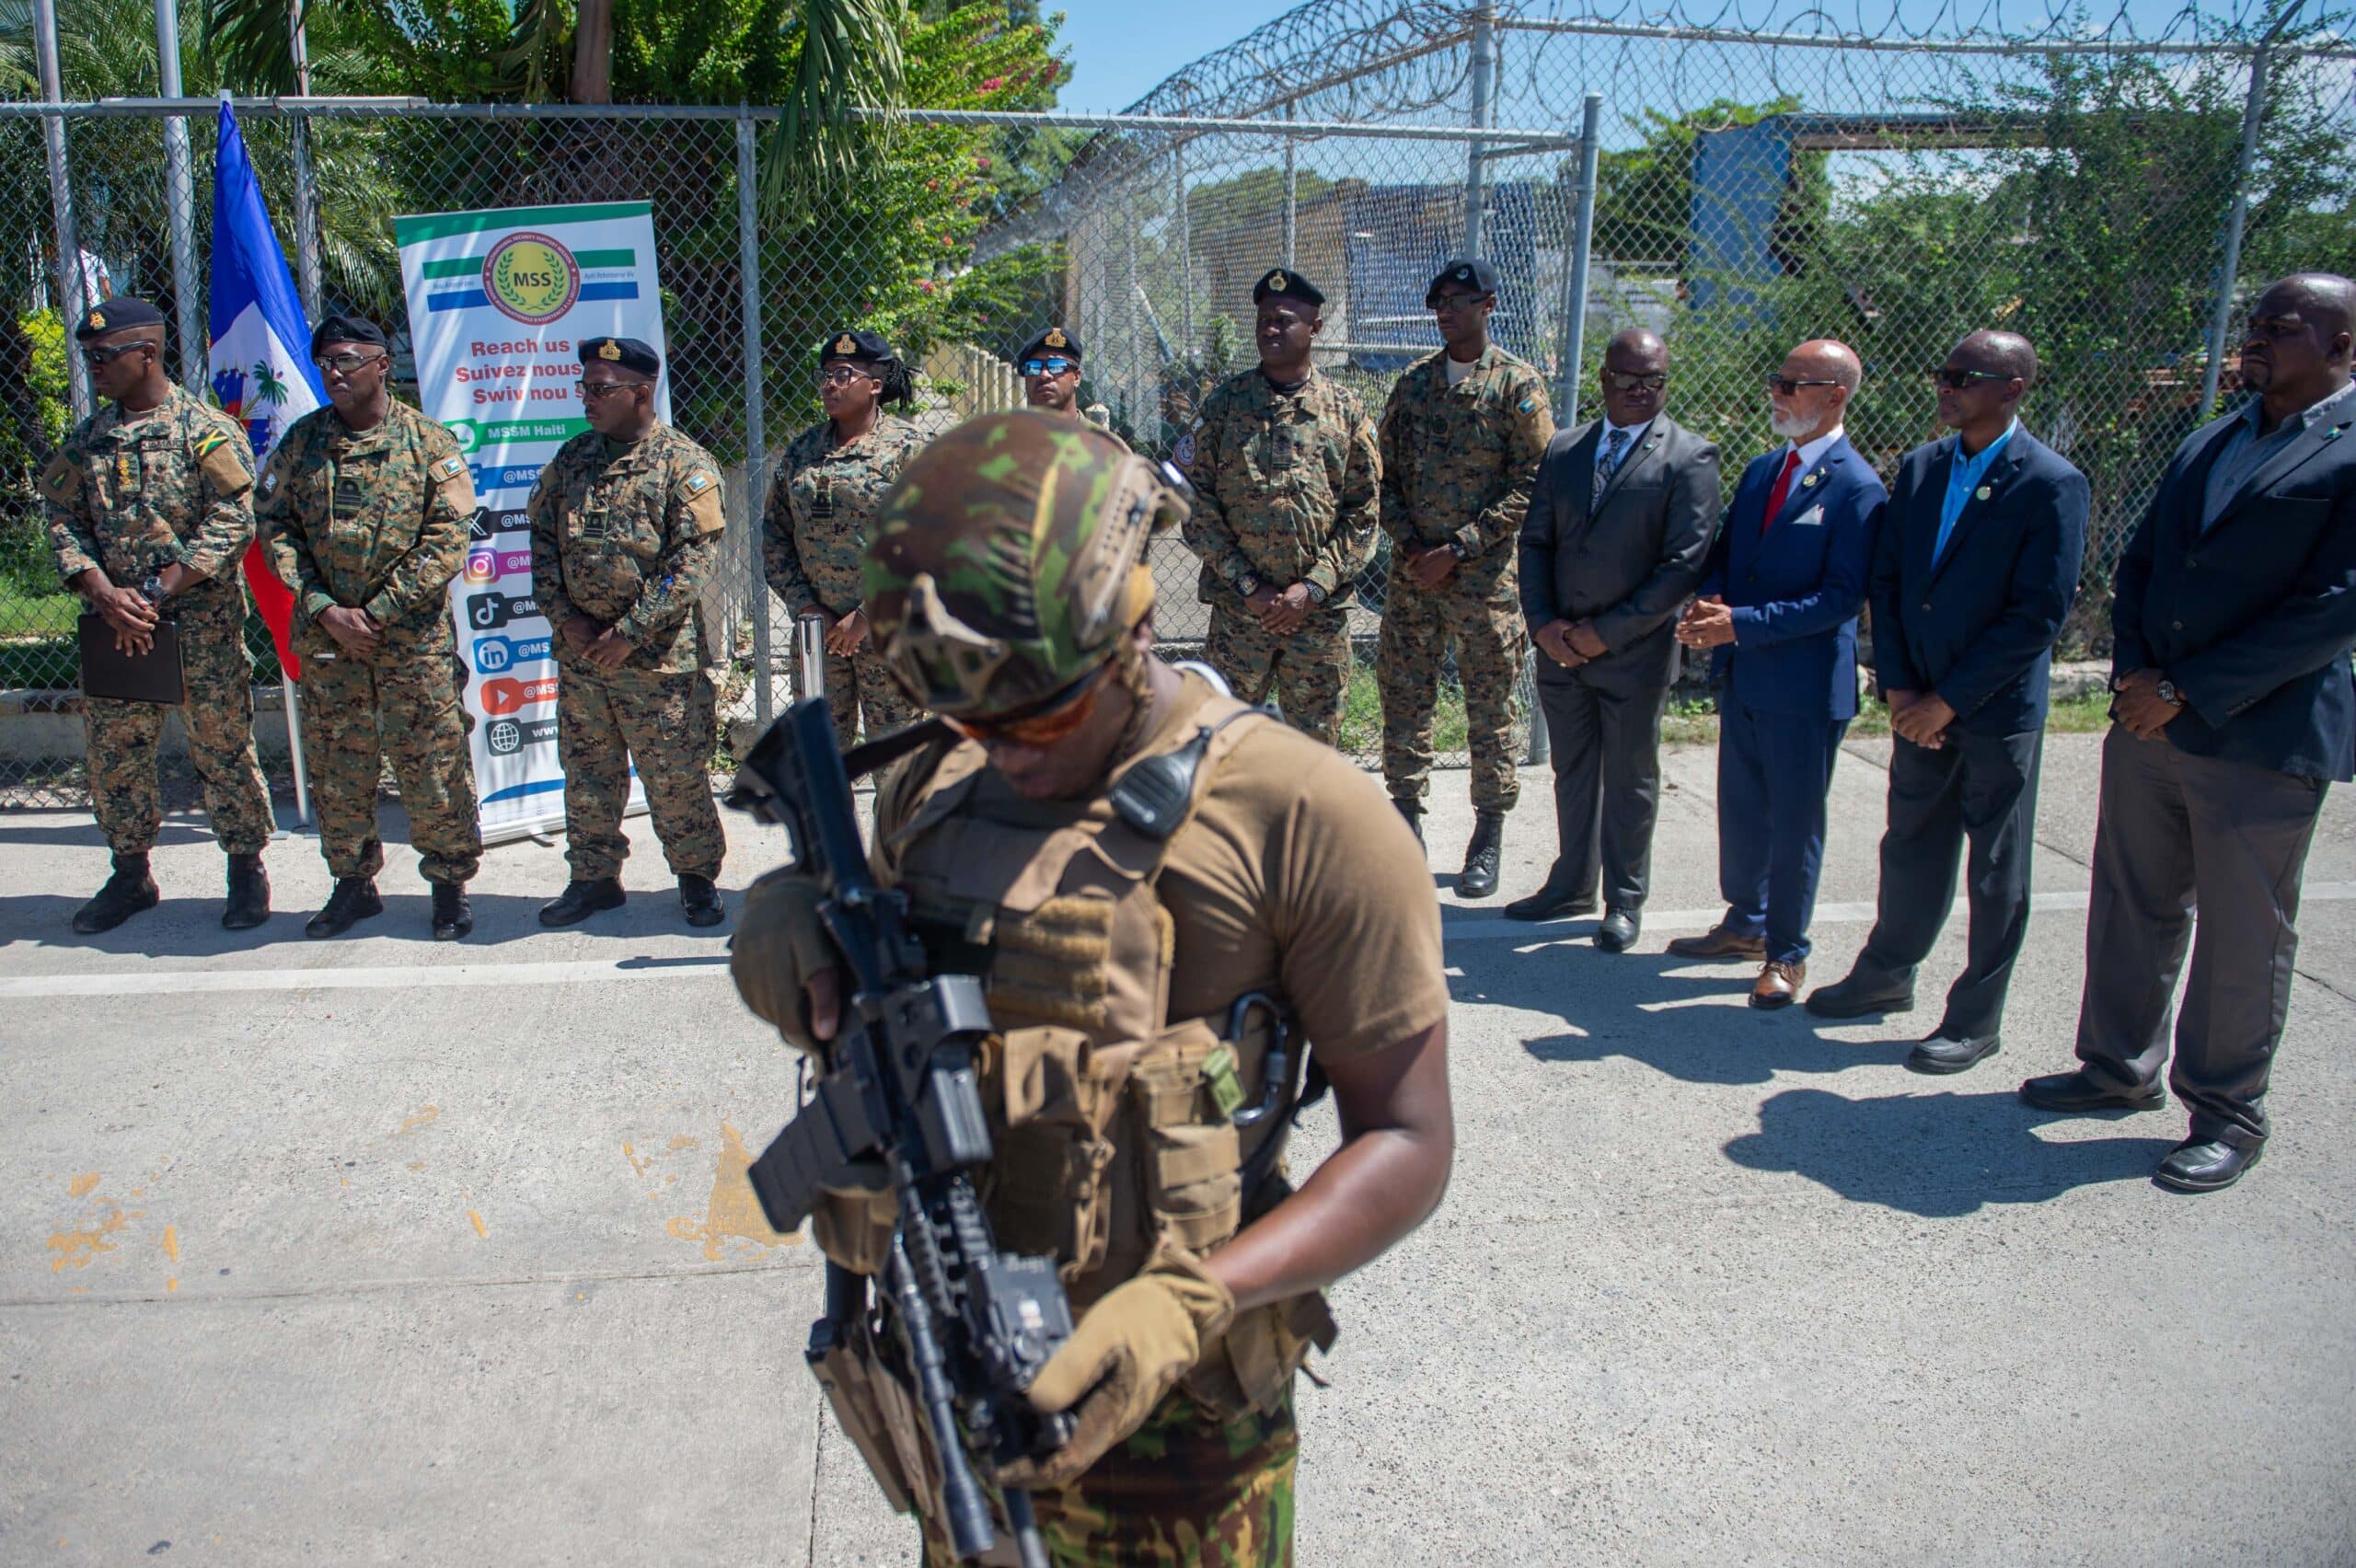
[1603,371,1668,393]
[1430,292,1493,312]
[83,342,151,367]
[941,663,1114,749]
[1020,357,1078,378]
[817,364,875,387]
[1764,375,1842,396]
[574,379,637,401]
[314,351,386,374]
[1929,367,2011,390]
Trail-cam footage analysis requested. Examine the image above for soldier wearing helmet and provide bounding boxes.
[730,410,1453,1565]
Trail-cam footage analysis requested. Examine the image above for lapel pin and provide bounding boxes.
[2328,427,2344,441]
[1802,472,1819,489]
[1974,485,1992,501]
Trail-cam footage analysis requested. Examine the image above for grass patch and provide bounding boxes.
[1659,687,2116,746]
[1336,663,1467,756]
[0,576,79,638]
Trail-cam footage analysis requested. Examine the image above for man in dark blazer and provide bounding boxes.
[1807,330,2088,1074]
[1673,340,1886,1008]
[2021,272,2356,1193]
[1508,329,1723,949]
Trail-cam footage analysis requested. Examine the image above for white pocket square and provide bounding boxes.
[1791,505,1824,527]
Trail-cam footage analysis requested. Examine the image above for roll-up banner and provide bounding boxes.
[394,202,668,842]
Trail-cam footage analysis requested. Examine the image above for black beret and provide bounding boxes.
[819,329,898,365]
[1016,326,1082,365]
[1426,257,1498,306]
[578,336,660,376]
[74,296,165,341]
[1252,268,1323,307]
[310,314,388,355]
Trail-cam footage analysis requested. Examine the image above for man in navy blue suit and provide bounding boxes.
[2021,272,2356,1193]
[1807,331,2088,1074]
[1672,340,1886,1008]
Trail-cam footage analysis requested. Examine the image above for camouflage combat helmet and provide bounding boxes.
[864,410,1184,717]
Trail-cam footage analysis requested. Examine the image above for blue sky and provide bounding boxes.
[1048,0,2303,114]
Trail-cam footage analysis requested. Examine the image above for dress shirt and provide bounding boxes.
[1594,416,1655,488]
[2202,381,2356,531]
[1934,418,2017,563]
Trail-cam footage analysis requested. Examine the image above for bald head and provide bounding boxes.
[2244,272,2355,409]
[1768,339,1858,444]
[1600,328,1669,425]
[1955,329,2036,389]
[1607,328,1664,362]
[1791,339,1861,394]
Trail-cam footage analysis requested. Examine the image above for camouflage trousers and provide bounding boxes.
[1376,563,1528,812]
[1201,599,1350,748]
[84,576,273,856]
[301,635,482,885]
[920,1387,1299,1567]
[555,661,724,882]
[794,641,920,753]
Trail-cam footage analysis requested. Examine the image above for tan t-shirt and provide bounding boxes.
[896,674,1449,1057]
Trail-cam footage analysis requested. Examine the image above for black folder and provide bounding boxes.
[77,613,186,704]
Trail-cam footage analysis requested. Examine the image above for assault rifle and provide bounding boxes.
[726,699,1072,1568]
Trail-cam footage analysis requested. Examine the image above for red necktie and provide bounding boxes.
[1761,449,1801,535]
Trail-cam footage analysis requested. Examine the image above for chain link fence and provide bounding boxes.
[4,0,2352,806]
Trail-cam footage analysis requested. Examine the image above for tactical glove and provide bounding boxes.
[730,867,842,1054]
[994,1242,1236,1489]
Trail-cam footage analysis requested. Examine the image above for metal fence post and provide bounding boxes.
[2198,40,2274,416]
[287,19,325,321]
[1281,101,1297,268]
[32,0,92,422]
[154,0,202,390]
[1554,92,1602,426]
[1465,1,1495,256]
[1173,143,1194,362]
[737,109,772,730]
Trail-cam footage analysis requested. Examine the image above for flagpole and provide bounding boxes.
[283,676,311,827]
[280,22,321,832]
[154,0,203,391]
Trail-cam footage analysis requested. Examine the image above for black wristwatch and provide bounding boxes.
[1448,539,1470,561]
[141,573,167,605]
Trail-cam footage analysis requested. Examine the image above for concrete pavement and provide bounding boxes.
[2,732,2351,1564]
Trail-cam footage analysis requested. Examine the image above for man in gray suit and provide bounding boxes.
[1509,329,1723,949]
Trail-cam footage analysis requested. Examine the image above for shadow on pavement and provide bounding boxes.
[1723,1087,2181,1216]
[0,890,734,957]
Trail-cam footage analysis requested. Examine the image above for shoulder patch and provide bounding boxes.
[1518,398,1537,413]
[40,450,80,502]
[197,431,254,496]
[1174,430,1197,468]
[680,468,725,536]
[431,455,466,484]
[193,429,228,460]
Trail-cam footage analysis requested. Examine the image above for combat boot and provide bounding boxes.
[1458,810,1506,899]
[222,852,271,930]
[539,877,625,928]
[72,853,159,934]
[432,883,474,941]
[679,873,724,928]
[306,877,383,939]
[1392,796,1425,850]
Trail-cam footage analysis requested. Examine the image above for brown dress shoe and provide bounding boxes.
[1750,960,1806,1009]
[1665,922,1768,961]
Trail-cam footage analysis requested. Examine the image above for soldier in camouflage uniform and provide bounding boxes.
[1182,269,1380,747]
[1017,325,1128,448]
[42,297,275,934]
[527,336,728,928]
[728,411,1453,1566]
[764,329,927,751]
[1375,258,1556,897]
[260,315,482,941]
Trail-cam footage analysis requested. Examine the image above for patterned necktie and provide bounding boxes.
[1596,427,1629,492]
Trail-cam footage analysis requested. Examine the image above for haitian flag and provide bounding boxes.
[207,95,321,680]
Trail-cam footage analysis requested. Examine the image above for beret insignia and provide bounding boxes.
[1044,328,1068,349]
[834,334,858,354]
[597,340,622,362]
[1269,271,1288,292]
[1456,266,1472,280]
[87,309,105,330]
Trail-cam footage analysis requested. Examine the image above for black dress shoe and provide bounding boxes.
[1594,909,1639,951]
[431,883,474,941]
[2017,1070,2166,1113]
[540,878,626,927]
[679,874,725,928]
[1503,884,1597,922]
[2154,1136,2262,1193]
[306,877,384,939]
[1805,971,1915,1020]
[1905,1031,2000,1075]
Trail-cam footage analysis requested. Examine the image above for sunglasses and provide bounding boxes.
[575,379,640,401]
[1764,375,1842,396]
[941,662,1114,748]
[1603,371,1667,392]
[1930,367,2011,390]
[83,342,151,367]
[314,351,385,374]
[1020,357,1078,378]
[1430,292,1493,311]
